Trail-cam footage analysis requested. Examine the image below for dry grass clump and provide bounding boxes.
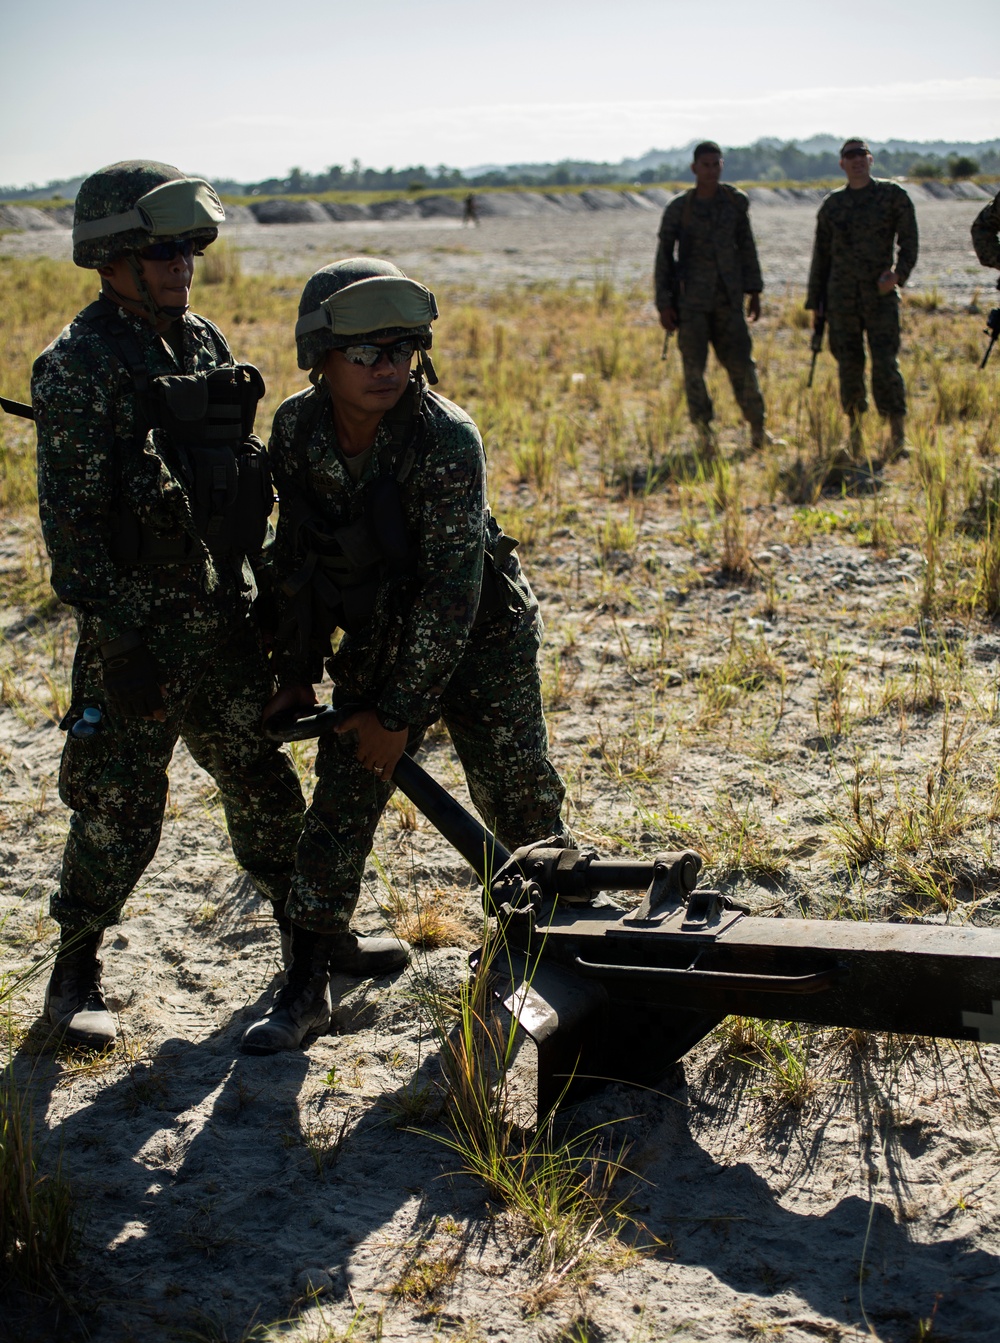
[392,890,471,950]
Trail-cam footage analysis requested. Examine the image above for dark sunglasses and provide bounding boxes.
[340,339,417,368]
[842,148,870,160]
[137,238,203,261]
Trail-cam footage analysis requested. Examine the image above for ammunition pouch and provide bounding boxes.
[80,299,273,566]
[149,364,271,561]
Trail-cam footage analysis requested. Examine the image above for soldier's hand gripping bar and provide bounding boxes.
[263,703,511,882]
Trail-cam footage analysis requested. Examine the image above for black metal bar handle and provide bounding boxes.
[573,956,839,995]
[262,702,512,885]
[392,754,512,886]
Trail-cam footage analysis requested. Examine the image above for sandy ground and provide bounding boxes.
[2,198,988,299]
[2,204,1000,1342]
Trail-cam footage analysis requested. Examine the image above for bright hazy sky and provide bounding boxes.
[3,0,997,186]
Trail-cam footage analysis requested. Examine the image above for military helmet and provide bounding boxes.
[295,258,438,372]
[72,160,225,269]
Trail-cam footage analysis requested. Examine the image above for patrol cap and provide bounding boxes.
[840,138,871,156]
[72,177,225,247]
[692,140,723,160]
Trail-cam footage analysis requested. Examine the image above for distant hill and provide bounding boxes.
[3,137,998,202]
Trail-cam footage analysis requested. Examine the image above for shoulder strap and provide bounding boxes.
[290,385,328,461]
[191,313,232,366]
[377,377,425,484]
[78,298,153,402]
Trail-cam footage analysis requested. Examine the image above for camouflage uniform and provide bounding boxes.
[971,189,1000,270]
[654,186,766,430]
[33,298,305,935]
[806,179,918,417]
[268,384,568,935]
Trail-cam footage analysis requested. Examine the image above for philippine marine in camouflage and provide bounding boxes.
[32,161,305,1048]
[240,258,570,1054]
[806,139,918,452]
[972,188,1000,273]
[654,141,773,452]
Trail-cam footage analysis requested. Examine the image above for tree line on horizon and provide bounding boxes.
[3,140,998,203]
[220,141,999,197]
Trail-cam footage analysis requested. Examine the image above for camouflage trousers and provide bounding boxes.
[827,289,905,418]
[286,612,569,934]
[677,301,766,429]
[52,614,305,934]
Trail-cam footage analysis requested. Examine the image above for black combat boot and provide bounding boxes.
[240,924,334,1054]
[45,931,117,1049]
[328,932,411,978]
[271,901,409,978]
[888,414,907,455]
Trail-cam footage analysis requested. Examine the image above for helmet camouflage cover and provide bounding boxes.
[72,160,225,269]
[295,257,438,371]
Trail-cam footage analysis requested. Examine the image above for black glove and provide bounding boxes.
[100,631,165,718]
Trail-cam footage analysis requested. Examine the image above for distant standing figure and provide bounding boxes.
[654,140,773,453]
[463,193,479,227]
[971,187,1000,275]
[806,138,918,453]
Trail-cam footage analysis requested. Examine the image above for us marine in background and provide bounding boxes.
[654,140,774,454]
[806,138,918,454]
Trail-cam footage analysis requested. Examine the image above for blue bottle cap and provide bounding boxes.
[71,720,96,738]
[82,706,102,724]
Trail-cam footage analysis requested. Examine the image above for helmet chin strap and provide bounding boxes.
[109,253,188,324]
[418,348,438,386]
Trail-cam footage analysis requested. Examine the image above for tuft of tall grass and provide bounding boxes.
[0,1062,78,1293]
[415,933,638,1295]
[709,459,752,578]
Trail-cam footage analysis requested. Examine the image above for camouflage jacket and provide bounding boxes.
[971,190,1000,269]
[654,186,763,313]
[806,179,918,311]
[32,295,253,645]
[267,381,533,729]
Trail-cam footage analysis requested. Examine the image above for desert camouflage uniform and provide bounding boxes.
[268,383,568,934]
[654,186,766,430]
[806,179,918,417]
[971,190,1000,270]
[33,297,305,934]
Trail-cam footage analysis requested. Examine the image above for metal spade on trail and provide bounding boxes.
[267,705,1000,1127]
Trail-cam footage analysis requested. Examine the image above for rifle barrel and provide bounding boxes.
[1,395,34,421]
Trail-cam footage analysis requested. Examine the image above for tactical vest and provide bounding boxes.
[277,380,516,660]
[78,299,273,565]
